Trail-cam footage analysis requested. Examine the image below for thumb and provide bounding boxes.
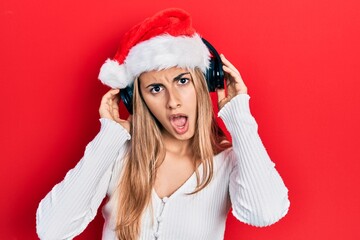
[216,88,226,102]
[216,88,227,109]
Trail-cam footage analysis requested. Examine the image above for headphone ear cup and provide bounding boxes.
[215,57,225,90]
[120,85,134,114]
[205,56,216,92]
[202,38,225,92]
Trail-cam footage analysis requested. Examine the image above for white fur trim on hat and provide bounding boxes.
[98,59,131,89]
[98,34,210,88]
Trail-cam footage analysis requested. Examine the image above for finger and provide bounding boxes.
[223,66,247,94]
[223,65,242,84]
[112,106,120,121]
[100,89,119,118]
[106,88,120,99]
[220,54,240,75]
[223,66,245,86]
[110,88,120,94]
[101,89,119,105]
[216,88,226,103]
[108,89,120,101]
[220,54,246,89]
[217,96,229,110]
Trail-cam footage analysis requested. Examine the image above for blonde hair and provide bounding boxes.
[115,68,230,239]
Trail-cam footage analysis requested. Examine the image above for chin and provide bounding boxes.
[176,133,194,141]
[172,132,194,141]
[163,128,195,141]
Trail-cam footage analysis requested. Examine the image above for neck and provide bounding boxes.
[161,133,193,157]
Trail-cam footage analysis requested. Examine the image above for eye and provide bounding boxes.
[178,78,190,85]
[150,85,163,94]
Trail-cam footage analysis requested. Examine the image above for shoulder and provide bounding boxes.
[213,147,237,172]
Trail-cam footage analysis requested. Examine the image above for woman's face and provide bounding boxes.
[139,67,197,141]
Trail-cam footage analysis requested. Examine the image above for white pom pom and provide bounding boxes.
[98,59,132,89]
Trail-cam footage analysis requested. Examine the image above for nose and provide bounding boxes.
[166,88,181,109]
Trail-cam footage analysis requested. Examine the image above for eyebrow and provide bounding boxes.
[145,72,191,88]
[173,72,191,81]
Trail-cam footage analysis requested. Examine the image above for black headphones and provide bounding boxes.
[120,38,224,114]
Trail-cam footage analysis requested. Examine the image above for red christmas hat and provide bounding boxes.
[98,8,210,89]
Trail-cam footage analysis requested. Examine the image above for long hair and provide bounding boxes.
[115,68,231,240]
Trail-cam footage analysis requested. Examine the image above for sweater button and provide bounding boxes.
[154,232,160,238]
[157,216,163,222]
[162,197,169,203]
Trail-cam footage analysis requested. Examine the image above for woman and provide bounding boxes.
[36,8,290,240]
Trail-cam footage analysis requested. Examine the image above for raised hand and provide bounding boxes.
[217,54,248,110]
[99,89,131,132]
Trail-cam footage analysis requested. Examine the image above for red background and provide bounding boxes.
[1,0,359,239]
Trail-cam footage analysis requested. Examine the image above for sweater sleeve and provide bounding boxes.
[218,94,290,227]
[36,118,131,240]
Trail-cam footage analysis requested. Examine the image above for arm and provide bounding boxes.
[219,94,289,227]
[217,55,289,227]
[36,118,130,239]
[36,89,131,239]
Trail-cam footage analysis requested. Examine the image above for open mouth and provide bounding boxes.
[169,114,189,134]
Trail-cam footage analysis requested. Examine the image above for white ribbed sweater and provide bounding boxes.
[36,94,290,240]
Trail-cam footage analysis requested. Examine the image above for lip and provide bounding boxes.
[169,113,187,119]
[169,113,189,135]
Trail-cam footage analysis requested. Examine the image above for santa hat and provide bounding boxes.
[98,8,210,89]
